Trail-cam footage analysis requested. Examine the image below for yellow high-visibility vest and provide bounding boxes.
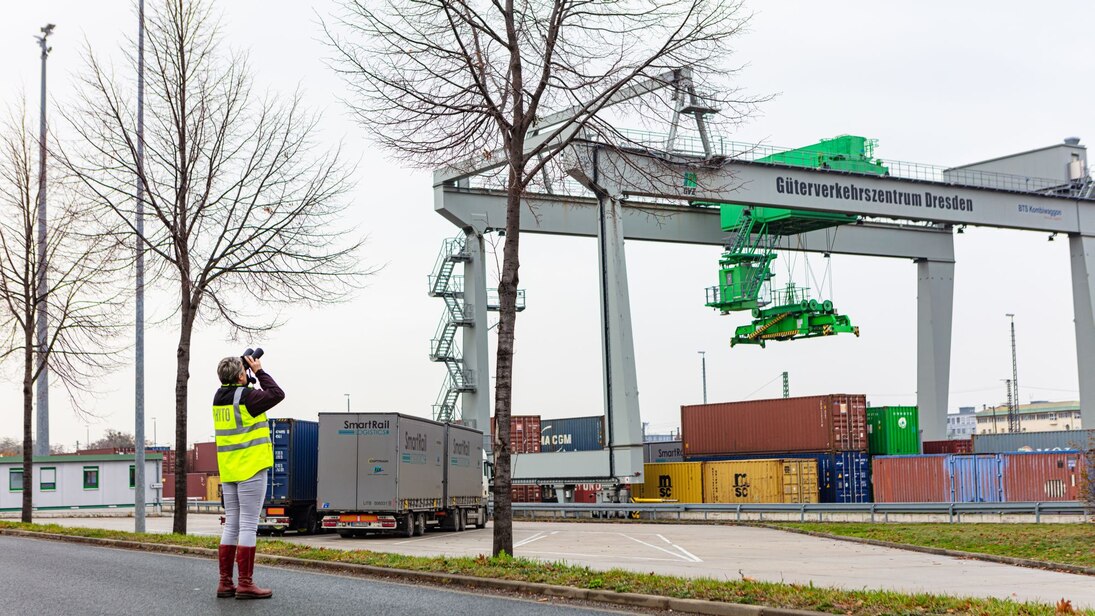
[213,386,272,483]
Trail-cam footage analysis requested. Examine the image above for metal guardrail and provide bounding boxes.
[160,501,224,514]
[170,500,1088,523]
[513,501,1089,524]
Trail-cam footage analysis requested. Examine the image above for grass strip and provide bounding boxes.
[770,523,1095,570]
[0,520,1087,616]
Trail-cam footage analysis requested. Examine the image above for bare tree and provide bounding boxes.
[88,429,138,450]
[64,0,366,534]
[328,0,757,555]
[0,102,125,523]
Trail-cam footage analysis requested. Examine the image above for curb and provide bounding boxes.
[766,525,1095,577]
[0,529,826,616]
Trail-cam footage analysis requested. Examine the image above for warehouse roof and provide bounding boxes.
[975,400,1080,417]
[0,453,163,464]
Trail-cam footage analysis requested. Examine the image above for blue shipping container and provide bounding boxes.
[266,418,319,503]
[540,416,604,452]
[685,451,871,503]
[948,454,1004,503]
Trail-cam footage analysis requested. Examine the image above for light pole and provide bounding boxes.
[33,23,55,457]
[345,394,350,413]
[134,0,147,534]
[697,351,707,404]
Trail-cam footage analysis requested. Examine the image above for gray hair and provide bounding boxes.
[218,356,244,385]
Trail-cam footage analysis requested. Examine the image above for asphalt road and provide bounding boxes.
[0,534,626,616]
[39,515,1095,609]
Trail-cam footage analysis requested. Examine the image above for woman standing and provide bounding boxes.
[212,354,285,599]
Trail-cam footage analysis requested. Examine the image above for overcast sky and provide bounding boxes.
[0,1,1092,449]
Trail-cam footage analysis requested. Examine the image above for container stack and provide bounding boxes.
[677,394,871,503]
[872,451,1086,502]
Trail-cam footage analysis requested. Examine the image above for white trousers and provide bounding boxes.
[220,470,268,548]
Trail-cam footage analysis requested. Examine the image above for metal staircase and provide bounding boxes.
[428,235,525,423]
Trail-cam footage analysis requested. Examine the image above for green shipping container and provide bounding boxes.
[866,406,920,455]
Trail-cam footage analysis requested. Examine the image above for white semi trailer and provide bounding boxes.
[317,412,489,537]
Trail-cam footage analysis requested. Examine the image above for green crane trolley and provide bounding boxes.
[701,135,888,347]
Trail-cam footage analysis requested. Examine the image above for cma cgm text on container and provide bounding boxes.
[681,394,868,456]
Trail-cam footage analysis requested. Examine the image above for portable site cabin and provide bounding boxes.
[0,454,162,513]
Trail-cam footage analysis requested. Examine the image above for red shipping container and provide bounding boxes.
[162,473,212,499]
[510,484,542,503]
[491,415,542,454]
[190,442,219,474]
[923,439,972,454]
[1002,452,1086,501]
[872,455,951,502]
[681,395,867,456]
[574,483,602,503]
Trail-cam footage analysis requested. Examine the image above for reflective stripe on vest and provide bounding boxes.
[213,386,272,483]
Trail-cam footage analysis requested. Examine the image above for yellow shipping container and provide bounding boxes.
[631,462,704,503]
[206,476,222,502]
[702,459,818,504]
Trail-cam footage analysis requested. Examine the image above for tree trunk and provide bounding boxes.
[171,301,197,535]
[21,338,33,523]
[492,178,523,557]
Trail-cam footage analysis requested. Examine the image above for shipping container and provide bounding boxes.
[206,475,222,502]
[873,454,1005,503]
[972,430,1095,454]
[162,472,211,499]
[540,416,604,452]
[630,462,704,502]
[317,413,487,536]
[189,441,219,474]
[574,483,602,503]
[261,418,320,534]
[492,415,542,453]
[923,439,972,454]
[702,459,818,504]
[511,484,543,503]
[644,441,683,463]
[681,394,867,456]
[949,454,1004,502]
[866,406,920,455]
[872,455,950,502]
[689,452,869,503]
[1001,451,1086,501]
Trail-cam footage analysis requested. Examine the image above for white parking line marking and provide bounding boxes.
[656,533,703,562]
[618,533,701,563]
[514,532,549,548]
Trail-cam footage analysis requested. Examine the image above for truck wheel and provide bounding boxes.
[304,507,318,535]
[337,530,355,539]
[402,514,415,538]
[414,513,426,536]
[475,507,487,529]
[457,508,467,532]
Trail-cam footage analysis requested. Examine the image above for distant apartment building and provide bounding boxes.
[975,401,1082,434]
[946,406,977,439]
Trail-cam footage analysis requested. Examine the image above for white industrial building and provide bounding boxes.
[947,406,977,439]
[0,454,161,513]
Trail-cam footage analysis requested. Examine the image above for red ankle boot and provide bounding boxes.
[216,544,237,598]
[234,546,272,600]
